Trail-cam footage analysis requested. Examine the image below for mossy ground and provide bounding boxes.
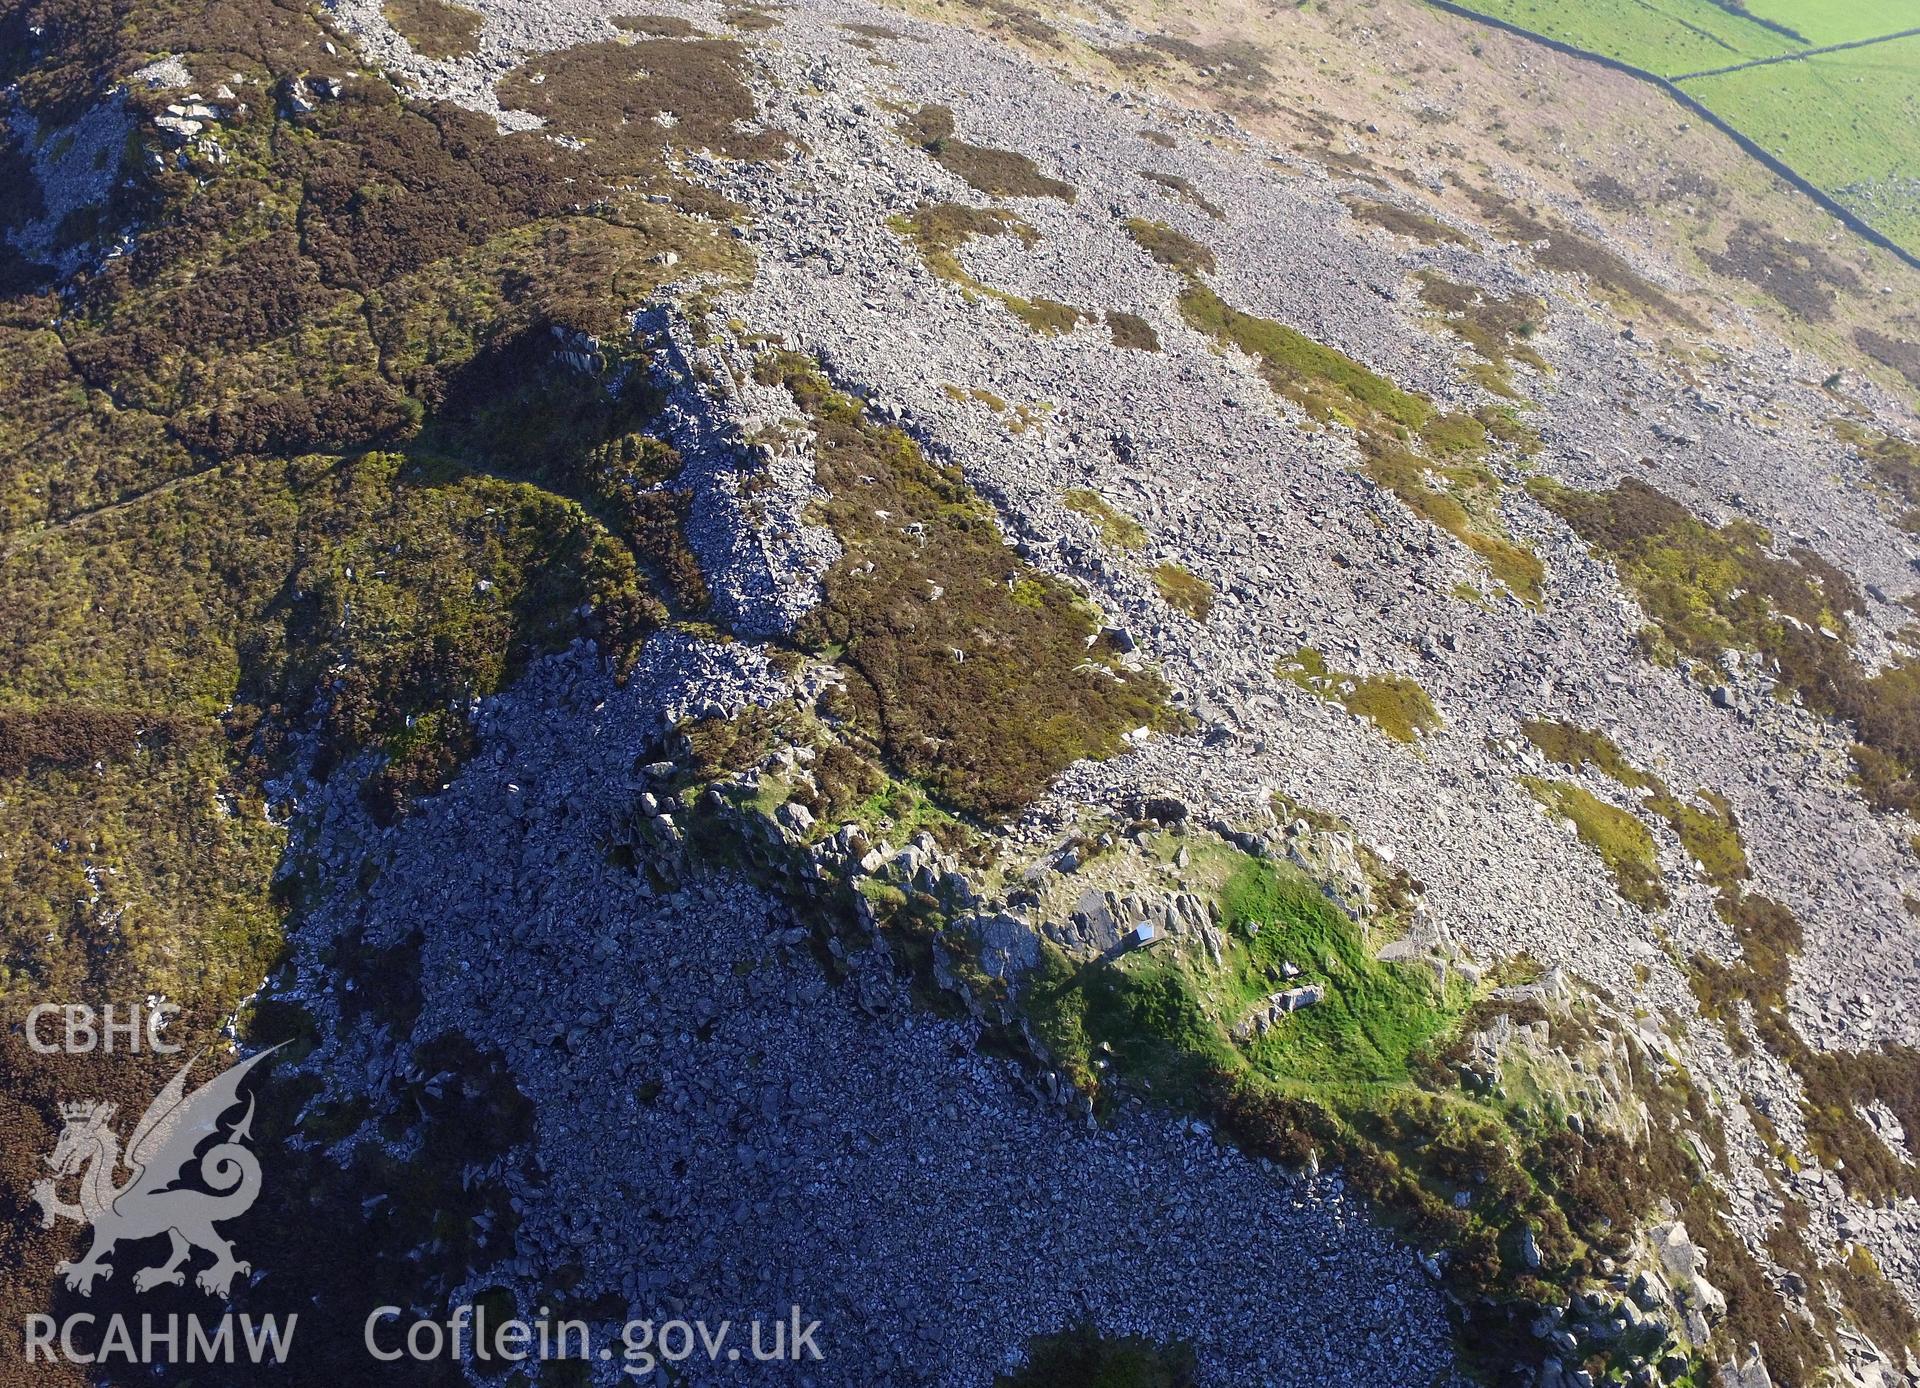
[1151,561,1213,620]
[758,352,1171,820]
[689,707,976,856]
[1529,475,1920,815]
[1522,776,1669,912]
[0,448,659,996]
[1477,403,1542,456]
[383,0,482,59]
[1414,270,1549,399]
[1172,276,1433,434]
[1278,647,1442,745]
[1526,477,1860,665]
[1520,719,1747,894]
[1359,443,1544,604]
[898,104,1076,201]
[1131,223,1544,605]
[891,204,1086,334]
[1062,487,1146,551]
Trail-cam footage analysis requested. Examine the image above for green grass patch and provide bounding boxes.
[890,205,1087,334]
[1441,0,1798,79]
[1125,216,1216,275]
[1741,0,1915,45]
[1278,647,1442,745]
[1016,829,1831,1368]
[1062,488,1146,551]
[1219,857,1464,1087]
[1151,561,1213,620]
[1680,40,1920,258]
[1523,776,1670,911]
[1442,2,1920,256]
[1030,850,1466,1099]
[1021,839,1621,1340]
[846,773,966,843]
[1520,718,1749,894]
[898,104,1076,201]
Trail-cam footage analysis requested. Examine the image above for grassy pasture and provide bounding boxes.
[1680,36,1920,252]
[1445,0,1920,257]
[1736,0,1920,46]
[1451,0,1796,75]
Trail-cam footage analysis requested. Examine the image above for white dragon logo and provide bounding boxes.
[30,1044,284,1299]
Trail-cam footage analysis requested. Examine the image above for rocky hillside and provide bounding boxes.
[2,0,1919,1385]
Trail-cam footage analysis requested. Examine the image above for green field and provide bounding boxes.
[1738,0,1919,46]
[1683,34,1920,249]
[1448,0,1920,257]
[1455,0,1798,75]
